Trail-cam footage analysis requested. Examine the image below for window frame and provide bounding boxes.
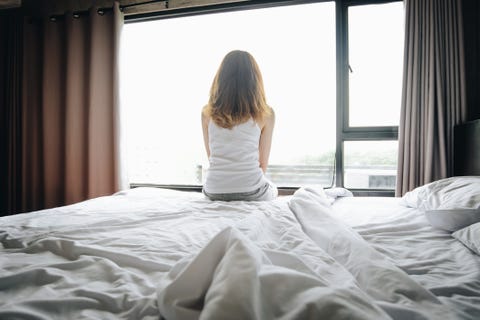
[124,0,403,196]
[336,0,401,196]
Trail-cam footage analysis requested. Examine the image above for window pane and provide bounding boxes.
[121,3,336,187]
[348,2,404,127]
[344,141,398,189]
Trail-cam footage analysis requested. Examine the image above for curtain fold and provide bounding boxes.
[21,16,44,212]
[1,3,123,215]
[396,0,466,196]
[0,11,23,214]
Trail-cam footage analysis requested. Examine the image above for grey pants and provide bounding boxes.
[203,182,278,201]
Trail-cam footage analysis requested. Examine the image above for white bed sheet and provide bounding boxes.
[0,187,479,319]
[0,188,384,319]
[331,196,480,320]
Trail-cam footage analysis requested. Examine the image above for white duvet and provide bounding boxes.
[0,187,478,319]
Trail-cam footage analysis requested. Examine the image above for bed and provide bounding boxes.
[1,122,479,319]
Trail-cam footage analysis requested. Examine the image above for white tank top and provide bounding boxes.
[204,118,266,194]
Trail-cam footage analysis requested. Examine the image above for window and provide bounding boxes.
[344,140,398,189]
[121,0,404,193]
[121,2,336,188]
[347,3,404,127]
[337,0,404,192]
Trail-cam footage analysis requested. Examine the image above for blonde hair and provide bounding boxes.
[204,50,271,129]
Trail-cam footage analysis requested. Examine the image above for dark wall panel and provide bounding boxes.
[463,0,480,121]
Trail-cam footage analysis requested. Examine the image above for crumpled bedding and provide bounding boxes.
[157,227,389,320]
[331,195,480,320]
[1,187,479,319]
[289,187,456,319]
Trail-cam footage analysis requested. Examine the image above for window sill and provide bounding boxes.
[129,184,395,197]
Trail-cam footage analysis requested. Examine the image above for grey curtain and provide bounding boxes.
[396,0,467,196]
[1,3,123,215]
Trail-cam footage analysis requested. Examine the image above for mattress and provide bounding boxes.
[1,187,479,319]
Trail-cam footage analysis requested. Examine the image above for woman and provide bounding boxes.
[201,50,277,201]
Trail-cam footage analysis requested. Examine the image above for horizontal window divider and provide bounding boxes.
[130,184,305,192]
[343,0,402,7]
[350,189,396,197]
[129,184,395,197]
[129,184,341,196]
[130,183,203,192]
[343,126,398,133]
[342,130,398,140]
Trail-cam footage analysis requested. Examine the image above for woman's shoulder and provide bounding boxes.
[257,106,275,128]
[201,105,211,125]
[267,106,275,119]
[202,105,211,117]
[201,104,209,115]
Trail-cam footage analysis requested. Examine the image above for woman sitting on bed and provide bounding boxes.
[201,50,278,201]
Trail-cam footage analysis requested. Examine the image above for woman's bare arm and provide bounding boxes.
[258,109,275,173]
[201,109,210,158]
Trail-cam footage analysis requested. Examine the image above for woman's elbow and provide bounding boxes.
[260,162,268,173]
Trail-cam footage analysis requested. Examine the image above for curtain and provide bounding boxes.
[0,11,23,214]
[396,0,467,196]
[1,3,123,215]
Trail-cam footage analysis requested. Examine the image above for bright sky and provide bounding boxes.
[348,2,404,127]
[120,1,404,185]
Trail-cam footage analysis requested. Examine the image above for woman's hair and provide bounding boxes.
[204,50,271,129]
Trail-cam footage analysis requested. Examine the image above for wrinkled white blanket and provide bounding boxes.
[2,188,380,319]
[156,187,456,320]
[289,187,456,320]
[157,227,389,320]
[0,187,469,319]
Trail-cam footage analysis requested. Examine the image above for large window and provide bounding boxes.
[339,1,404,191]
[121,2,336,188]
[121,0,404,193]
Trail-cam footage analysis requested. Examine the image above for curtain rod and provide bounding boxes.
[47,1,169,21]
[48,7,113,21]
[121,0,169,10]
[46,0,303,21]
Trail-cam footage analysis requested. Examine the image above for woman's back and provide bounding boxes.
[203,118,265,194]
